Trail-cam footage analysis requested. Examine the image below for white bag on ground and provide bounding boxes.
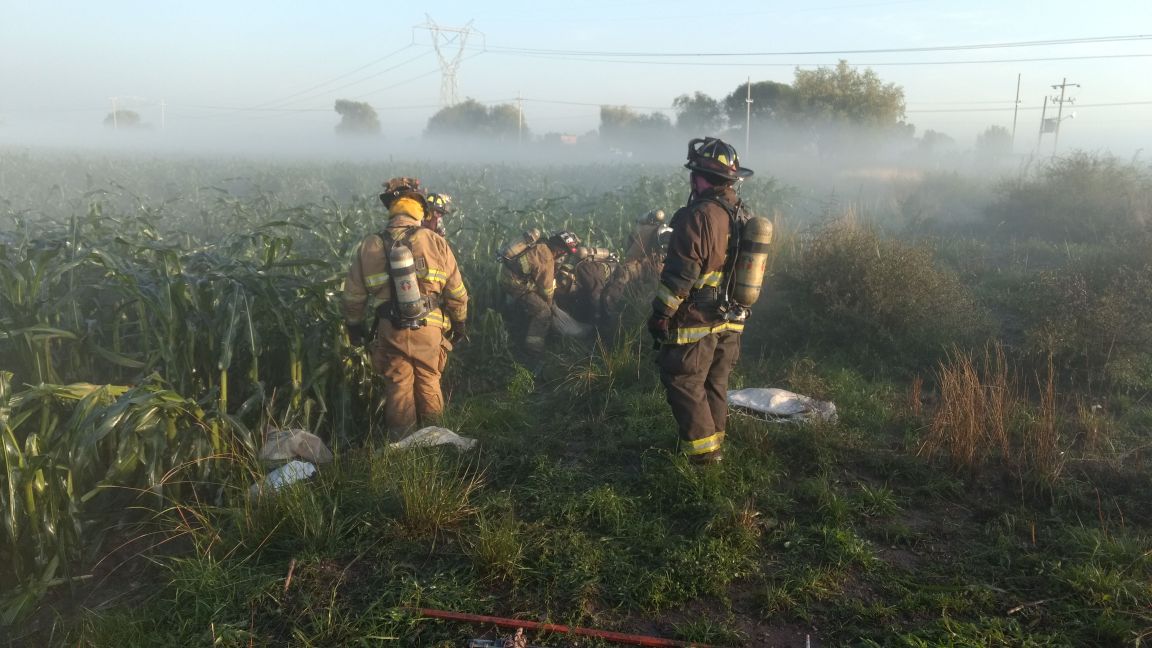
[551,304,594,338]
[258,429,334,464]
[389,426,479,451]
[727,388,838,424]
[249,460,317,496]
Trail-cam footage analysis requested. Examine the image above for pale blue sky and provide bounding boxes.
[1,0,1149,153]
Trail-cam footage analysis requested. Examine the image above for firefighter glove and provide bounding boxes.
[345,322,367,347]
[449,319,469,346]
[647,312,670,345]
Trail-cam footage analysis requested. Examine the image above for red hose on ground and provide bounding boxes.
[407,607,717,647]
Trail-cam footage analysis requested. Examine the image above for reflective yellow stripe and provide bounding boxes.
[422,267,448,285]
[365,272,390,288]
[446,283,468,299]
[656,283,684,311]
[681,431,725,456]
[425,309,449,328]
[668,321,744,345]
[694,271,723,289]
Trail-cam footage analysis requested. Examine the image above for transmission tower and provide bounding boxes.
[417,16,482,107]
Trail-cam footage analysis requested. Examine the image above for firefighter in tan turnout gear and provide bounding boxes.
[342,177,469,438]
[498,229,581,357]
[648,138,768,464]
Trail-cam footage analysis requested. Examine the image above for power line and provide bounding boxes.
[906,100,1151,113]
[481,51,1152,68]
[478,34,1150,58]
[243,43,418,110]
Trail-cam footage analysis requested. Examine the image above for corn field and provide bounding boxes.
[0,151,786,622]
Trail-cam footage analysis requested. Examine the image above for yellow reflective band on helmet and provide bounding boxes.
[656,283,684,311]
[681,431,725,456]
[694,271,723,289]
[716,153,730,166]
[365,272,390,288]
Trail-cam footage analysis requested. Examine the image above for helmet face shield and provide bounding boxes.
[685,137,753,182]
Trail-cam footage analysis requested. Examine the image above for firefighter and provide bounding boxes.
[423,192,454,237]
[601,215,671,334]
[647,138,755,464]
[556,246,617,326]
[342,177,469,439]
[499,230,580,355]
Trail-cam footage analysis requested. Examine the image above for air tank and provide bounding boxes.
[389,245,427,321]
[730,216,773,307]
[576,246,617,262]
[639,208,666,224]
[498,228,542,263]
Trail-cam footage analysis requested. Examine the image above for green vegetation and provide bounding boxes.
[1,149,1150,646]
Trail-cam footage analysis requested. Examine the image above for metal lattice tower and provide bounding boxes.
[418,16,481,107]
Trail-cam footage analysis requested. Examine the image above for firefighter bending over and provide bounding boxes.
[556,246,617,326]
[648,138,761,464]
[342,177,469,439]
[498,229,580,357]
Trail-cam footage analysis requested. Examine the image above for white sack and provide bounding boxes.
[727,388,838,424]
[389,426,479,452]
[551,305,594,338]
[258,429,334,464]
[249,460,317,496]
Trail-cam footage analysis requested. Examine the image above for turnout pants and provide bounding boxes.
[657,330,741,460]
[504,292,552,352]
[370,322,450,438]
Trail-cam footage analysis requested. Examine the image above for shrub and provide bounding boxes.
[1013,237,1152,391]
[986,152,1152,243]
[770,218,993,369]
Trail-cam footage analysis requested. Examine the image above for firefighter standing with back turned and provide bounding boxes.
[648,138,763,464]
[342,177,469,439]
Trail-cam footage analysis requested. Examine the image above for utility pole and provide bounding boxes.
[1011,73,1021,150]
[517,92,523,146]
[1036,95,1048,152]
[744,77,753,154]
[1050,77,1079,157]
[160,99,166,131]
[417,16,483,107]
[110,97,119,130]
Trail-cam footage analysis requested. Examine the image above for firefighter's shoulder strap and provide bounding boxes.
[692,195,750,289]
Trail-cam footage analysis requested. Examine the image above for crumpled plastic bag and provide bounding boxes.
[258,429,334,464]
[551,304,594,338]
[727,387,838,424]
[248,460,317,496]
[389,426,479,451]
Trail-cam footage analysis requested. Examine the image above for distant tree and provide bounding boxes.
[334,99,381,135]
[103,110,142,129]
[975,125,1013,160]
[918,129,956,156]
[673,91,724,134]
[791,60,906,127]
[721,80,796,126]
[599,105,672,149]
[425,98,524,140]
[790,60,910,156]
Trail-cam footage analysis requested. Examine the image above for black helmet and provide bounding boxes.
[685,137,753,182]
[379,176,426,208]
[547,231,581,255]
